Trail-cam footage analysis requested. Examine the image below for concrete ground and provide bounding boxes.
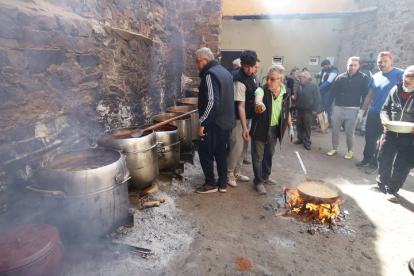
[63,129,414,276]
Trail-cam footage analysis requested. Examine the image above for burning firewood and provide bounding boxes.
[151,195,165,203]
[284,188,344,224]
[139,182,159,196]
[142,201,160,208]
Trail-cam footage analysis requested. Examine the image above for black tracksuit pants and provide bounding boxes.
[376,131,414,194]
[198,123,230,188]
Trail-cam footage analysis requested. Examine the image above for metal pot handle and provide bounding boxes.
[26,186,67,198]
[122,143,158,155]
[120,154,128,176]
[115,174,131,185]
[166,140,181,147]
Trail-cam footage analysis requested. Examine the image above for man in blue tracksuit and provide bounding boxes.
[315,59,338,113]
[194,47,236,194]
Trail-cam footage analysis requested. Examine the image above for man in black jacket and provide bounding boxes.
[194,47,236,194]
[293,71,321,150]
[374,65,414,202]
[325,57,369,159]
[250,64,293,195]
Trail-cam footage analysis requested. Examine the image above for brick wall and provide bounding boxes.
[0,0,222,214]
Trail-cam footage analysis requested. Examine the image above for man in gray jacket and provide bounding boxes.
[293,71,321,150]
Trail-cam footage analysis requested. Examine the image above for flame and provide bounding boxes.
[285,188,344,223]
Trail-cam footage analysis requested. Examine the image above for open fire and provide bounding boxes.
[284,188,344,224]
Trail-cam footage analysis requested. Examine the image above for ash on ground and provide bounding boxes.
[167,160,202,196]
[273,193,357,240]
[64,187,198,275]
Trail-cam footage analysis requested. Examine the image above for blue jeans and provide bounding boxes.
[251,126,279,186]
[198,124,230,188]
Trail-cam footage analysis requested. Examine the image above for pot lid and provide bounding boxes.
[0,224,60,272]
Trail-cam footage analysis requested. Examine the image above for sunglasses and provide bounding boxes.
[266,76,282,82]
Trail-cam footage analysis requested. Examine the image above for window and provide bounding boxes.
[308,56,320,65]
[272,56,283,65]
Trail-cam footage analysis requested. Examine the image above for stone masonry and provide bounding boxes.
[0,0,222,214]
[336,0,414,71]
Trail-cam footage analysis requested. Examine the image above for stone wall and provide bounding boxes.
[0,0,222,214]
[336,0,414,72]
[182,0,223,86]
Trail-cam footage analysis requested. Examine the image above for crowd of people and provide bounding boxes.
[193,47,414,203]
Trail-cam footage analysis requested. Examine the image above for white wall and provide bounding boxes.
[222,18,347,80]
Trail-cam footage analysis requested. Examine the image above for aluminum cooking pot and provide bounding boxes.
[27,180,130,243]
[152,113,192,152]
[139,124,180,171]
[166,106,199,141]
[176,97,198,106]
[99,128,159,190]
[34,148,129,196]
[185,88,199,98]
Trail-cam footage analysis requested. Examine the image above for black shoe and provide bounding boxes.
[304,144,311,150]
[365,164,378,175]
[386,193,399,203]
[369,184,387,194]
[243,159,251,164]
[293,140,303,145]
[355,160,369,167]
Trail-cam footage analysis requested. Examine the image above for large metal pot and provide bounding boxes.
[152,113,192,152]
[176,97,198,107]
[139,124,180,171]
[28,181,129,243]
[28,148,130,242]
[99,128,159,190]
[166,106,199,141]
[35,148,129,196]
[185,88,199,98]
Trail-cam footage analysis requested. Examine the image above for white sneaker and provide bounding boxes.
[227,173,237,187]
[235,173,250,182]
